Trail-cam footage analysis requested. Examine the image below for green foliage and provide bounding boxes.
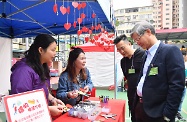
[115,19,120,27]
[127,37,134,44]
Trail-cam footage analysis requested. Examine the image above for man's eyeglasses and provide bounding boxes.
[134,34,143,42]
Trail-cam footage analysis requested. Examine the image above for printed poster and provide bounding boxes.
[3,89,52,122]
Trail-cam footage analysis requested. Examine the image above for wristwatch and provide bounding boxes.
[163,116,170,122]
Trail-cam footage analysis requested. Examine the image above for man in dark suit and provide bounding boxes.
[114,34,145,122]
[131,21,185,122]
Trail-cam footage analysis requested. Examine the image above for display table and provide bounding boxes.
[54,97,126,122]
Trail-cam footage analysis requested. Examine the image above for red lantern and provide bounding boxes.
[64,23,71,30]
[72,2,78,8]
[77,4,82,10]
[73,21,77,28]
[94,35,99,40]
[67,6,70,14]
[84,37,89,42]
[81,13,86,19]
[77,18,83,24]
[60,6,67,15]
[53,4,58,13]
[81,2,87,8]
[77,30,82,36]
[92,13,96,18]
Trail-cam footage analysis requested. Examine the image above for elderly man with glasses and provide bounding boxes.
[131,21,185,122]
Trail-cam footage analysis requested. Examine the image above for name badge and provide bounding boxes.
[128,69,135,74]
[149,67,158,76]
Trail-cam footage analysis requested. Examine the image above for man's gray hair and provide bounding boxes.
[130,21,155,37]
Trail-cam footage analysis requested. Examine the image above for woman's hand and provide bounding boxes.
[56,99,65,106]
[67,90,79,99]
[49,105,64,117]
[51,98,65,106]
[84,86,89,93]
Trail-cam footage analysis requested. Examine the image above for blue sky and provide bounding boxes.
[113,0,152,10]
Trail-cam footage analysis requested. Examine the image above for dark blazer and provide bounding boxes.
[135,42,185,120]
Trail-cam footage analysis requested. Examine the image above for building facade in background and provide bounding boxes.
[114,5,153,36]
[179,0,187,28]
[152,0,187,29]
[115,0,187,36]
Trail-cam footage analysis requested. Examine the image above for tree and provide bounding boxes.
[115,19,120,27]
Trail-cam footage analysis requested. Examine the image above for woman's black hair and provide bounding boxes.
[24,34,56,81]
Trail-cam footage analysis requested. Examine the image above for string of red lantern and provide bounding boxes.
[64,0,71,31]
[52,0,114,50]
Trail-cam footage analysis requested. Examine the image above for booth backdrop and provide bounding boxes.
[77,42,123,87]
[0,37,11,95]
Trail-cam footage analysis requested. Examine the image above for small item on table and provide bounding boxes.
[78,90,90,97]
[63,104,73,112]
[92,118,105,122]
[99,95,109,103]
[100,113,117,120]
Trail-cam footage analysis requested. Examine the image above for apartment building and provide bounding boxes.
[114,5,153,37]
[114,0,187,37]
[179,0,187,28]
[152,0,187,29]
[152,0,174,29]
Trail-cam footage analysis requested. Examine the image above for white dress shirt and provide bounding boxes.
[137,41,160,97]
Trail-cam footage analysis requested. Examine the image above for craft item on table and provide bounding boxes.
[78,90,90,97]
[79,88,92,96]
[99,95,109,103]
[88,107,102,121]
[92,118,105,122]
[63,104,73,112]
[68,101,96,119]
[100,113,117,120]
[101,106,111,113]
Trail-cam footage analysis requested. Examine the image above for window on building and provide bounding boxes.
[133,9,138,12]
[166,4,169,6]
[166,13,169,15]
[166,18,169,20]
[118,30,125,34]
[120,9,124,14]
[125,29,132,33]
[133,15,138,19]
[22,38,26,43]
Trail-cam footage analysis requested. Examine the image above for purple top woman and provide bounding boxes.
[10,34,65,117]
